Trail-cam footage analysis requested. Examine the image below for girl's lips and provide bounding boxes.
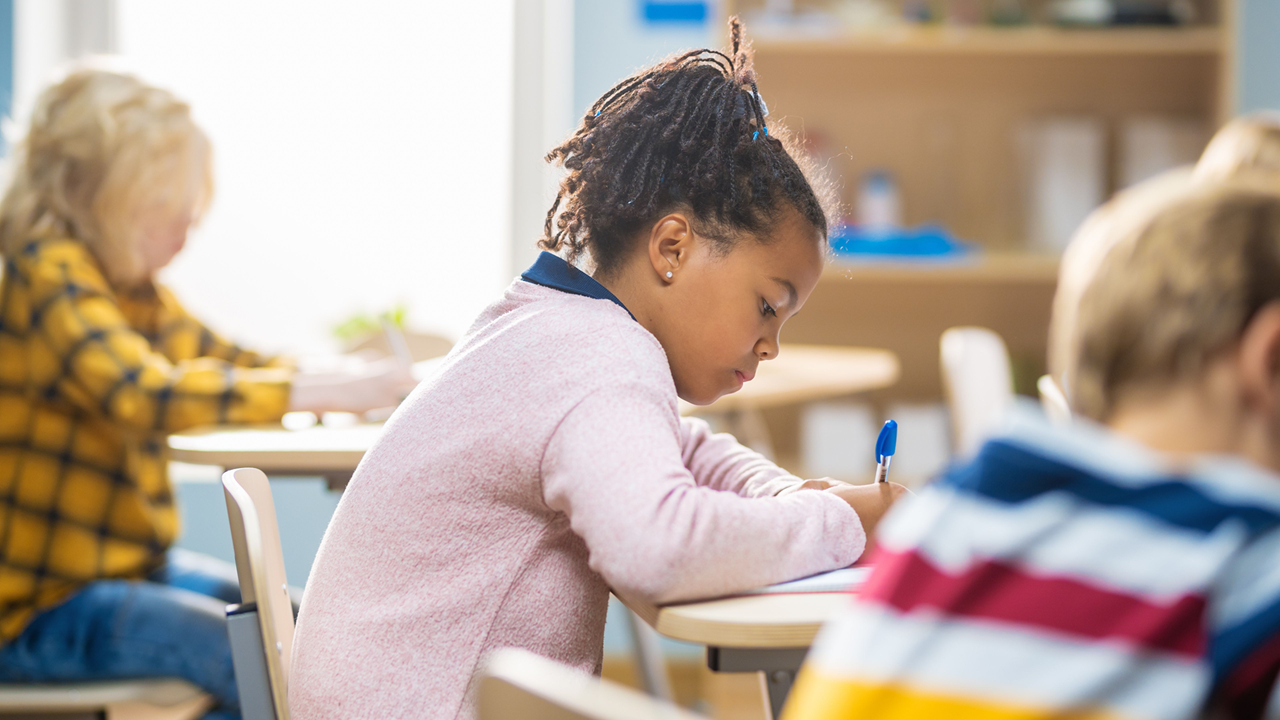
[735,370,754,384]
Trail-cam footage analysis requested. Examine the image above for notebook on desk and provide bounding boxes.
[739,567,871,596]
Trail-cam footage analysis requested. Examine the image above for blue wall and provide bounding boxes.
[1238,0,1280,113]
[173,472,340,586]
[573,0,713,118]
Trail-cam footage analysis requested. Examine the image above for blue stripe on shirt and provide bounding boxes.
[939,441,1280,536]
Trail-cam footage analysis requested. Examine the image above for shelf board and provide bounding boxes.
[750,25,1223,56]
[822,252,1061,284]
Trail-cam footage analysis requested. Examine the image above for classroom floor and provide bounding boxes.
[602,657,769,720]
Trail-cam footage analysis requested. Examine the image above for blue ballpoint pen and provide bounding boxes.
[874,419,898,484]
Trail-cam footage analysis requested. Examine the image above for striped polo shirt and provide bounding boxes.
[785,407,1280,720]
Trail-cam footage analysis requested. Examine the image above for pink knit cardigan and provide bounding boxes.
[289,279,865,719]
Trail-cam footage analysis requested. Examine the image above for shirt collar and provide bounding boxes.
[520,251,635,321]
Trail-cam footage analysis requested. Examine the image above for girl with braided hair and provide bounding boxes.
[290,19,906,719]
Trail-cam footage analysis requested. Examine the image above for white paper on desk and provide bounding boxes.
[741,567,871,595]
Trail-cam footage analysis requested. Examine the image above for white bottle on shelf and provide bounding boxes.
[858,169,902,233]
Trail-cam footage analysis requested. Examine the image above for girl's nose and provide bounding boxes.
[757,334,780,360]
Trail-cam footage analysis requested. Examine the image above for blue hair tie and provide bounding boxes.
[752,126,769,141]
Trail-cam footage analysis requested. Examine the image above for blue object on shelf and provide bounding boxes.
[875,420,898,463]
[830,224,976,260]
[641,1,708,24]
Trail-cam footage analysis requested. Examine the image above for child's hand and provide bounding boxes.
[777,478,840,495]
[289,357,418,415]
[823,482,910,539]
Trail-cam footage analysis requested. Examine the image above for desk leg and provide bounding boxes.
[324,472,353,492]
[707,647,807,720]
[762,668,797,720]
[620,608,675,701]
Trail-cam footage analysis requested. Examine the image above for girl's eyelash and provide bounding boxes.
[762,300,777,318]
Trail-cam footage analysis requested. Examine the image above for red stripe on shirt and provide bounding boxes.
[860,548,1207,657]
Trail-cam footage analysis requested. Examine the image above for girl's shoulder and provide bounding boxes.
[465,279,671,382]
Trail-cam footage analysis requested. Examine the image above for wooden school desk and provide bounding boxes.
[167,345,900,489]
[621,591,847,720]
[168,423,381,491]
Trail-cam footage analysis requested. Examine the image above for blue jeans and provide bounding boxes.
[0,549,246,720]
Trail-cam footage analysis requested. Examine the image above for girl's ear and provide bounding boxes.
[1238,301,1280,414]
[647,212,694,283]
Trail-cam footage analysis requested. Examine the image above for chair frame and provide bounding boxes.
[223,467,293,720]
[0,678,209,719]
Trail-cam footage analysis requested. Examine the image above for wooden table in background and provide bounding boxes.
[168,423,383,490]
[680,344,899,414]
[682,344,898,458]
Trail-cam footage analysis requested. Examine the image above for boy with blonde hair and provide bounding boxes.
[0,68,413,719]
[1048,112,1280,407]
[784,181,1280,720]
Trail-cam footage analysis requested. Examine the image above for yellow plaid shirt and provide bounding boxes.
[0,237,292,642]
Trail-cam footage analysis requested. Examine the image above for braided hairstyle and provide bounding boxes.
[541,17,836,275]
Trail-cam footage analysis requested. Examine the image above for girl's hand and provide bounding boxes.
[776,478,839,495]
[823,481,910,540]
[288,357,418,414]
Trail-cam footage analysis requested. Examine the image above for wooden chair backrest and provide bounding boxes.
[940,326,1016,457]
[477,649,706,720]
[223,467,294,720]
[1037,374,1072,425]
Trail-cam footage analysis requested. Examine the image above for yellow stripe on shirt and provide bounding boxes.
[782,667,1130,720]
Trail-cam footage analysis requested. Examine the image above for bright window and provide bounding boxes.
[117,1,514,354]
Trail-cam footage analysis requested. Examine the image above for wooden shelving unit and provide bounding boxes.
[750,25,1223,55]
[723,1,1237,427]
[727,0,1235,250]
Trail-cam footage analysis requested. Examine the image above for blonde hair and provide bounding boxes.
[1066,182,1280,421]
[1195,111,1280,185]
[0,68,213,285]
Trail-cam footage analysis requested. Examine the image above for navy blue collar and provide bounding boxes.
[520,251,635,321]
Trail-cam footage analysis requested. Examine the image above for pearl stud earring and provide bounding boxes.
[666,271,673,279]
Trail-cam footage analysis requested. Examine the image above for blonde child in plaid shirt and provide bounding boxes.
[0,69,414,720]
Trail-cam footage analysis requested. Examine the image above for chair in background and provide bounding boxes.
[223,468,295,720]
[940,327,1015,458]
[477,648,705,720]
[1037,374,1072,425]
[0,679,210,720]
